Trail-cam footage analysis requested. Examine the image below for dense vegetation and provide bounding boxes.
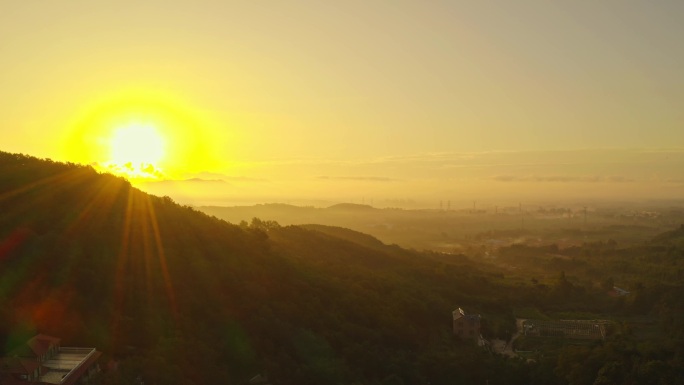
[1,151,683,385]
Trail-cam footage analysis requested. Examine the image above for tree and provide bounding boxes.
[601,277,614,292]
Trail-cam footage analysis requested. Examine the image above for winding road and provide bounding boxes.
[490,318,526,357]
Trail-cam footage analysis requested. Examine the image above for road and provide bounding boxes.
[490,318,526,357]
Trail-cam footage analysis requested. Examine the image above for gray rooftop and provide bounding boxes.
[39,347,97,384]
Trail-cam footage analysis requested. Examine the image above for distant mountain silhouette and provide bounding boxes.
[326,203,376,211]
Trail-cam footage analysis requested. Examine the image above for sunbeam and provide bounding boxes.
[144,195,179,323]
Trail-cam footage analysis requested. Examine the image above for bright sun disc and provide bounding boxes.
[109,123,165,166]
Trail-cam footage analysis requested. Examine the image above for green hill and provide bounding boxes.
[0,152,527,385]
[299,224,387,250]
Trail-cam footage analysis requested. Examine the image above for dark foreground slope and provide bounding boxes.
[0,152,531,385]
[5,152,684,385]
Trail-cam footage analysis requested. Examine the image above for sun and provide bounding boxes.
[107,123,166,177]
[62,88,225,181]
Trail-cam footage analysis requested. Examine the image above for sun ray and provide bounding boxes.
[144,195,179,324]
[62,175,129,236]
[111,188,135,351]
[0,168,92,204]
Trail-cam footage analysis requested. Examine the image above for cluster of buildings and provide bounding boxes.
[0,334,101,385]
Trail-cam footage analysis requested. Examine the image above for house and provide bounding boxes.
[0,356,41,383]
[10,334,61,365]
[452,308,481,339]
[0,334,101,385]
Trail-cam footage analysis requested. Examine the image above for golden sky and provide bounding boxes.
[1,1,683,206]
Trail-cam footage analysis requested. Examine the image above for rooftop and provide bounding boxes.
[453,307,480,321]
[39,347,100,385]
[8,334,60,359]
[0,357,39,374]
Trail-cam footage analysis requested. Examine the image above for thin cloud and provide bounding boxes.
[101,162,165,179]
[144,178,231,185]
[222,176,269,182]
[233,148,684,169]
[316,176,397,182]
[185,171,269,182]
[183,178,228,183]
[491,175,635,183]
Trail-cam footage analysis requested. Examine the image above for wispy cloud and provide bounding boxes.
[183,171,269,183]
[316,176,397,182]
[182,178,228,183]
[143,178,230,186]
[491,175,635,183]
[221,176,269,182]
[94,161,166,180]
[236,148,684,169]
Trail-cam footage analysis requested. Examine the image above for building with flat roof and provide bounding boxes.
[522,319,609,340]
[0,334,101,385]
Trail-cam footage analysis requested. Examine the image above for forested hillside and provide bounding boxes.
[1,152,684,385]
[0,152,526,384]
